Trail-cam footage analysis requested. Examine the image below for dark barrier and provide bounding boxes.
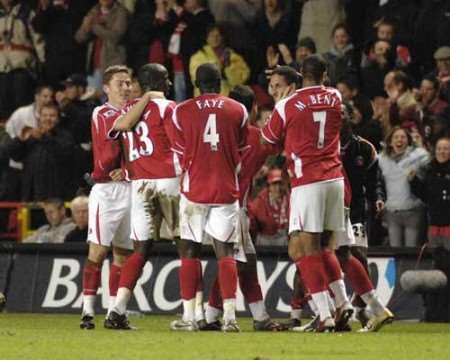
[0,243,432,319]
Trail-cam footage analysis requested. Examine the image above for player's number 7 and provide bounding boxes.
[313,111,326,149]
[203,113,220,151]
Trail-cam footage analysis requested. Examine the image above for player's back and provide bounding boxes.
[281,86,343,186]
[121,98,179,180]
[91,103,123,183]
[173,94,247,204]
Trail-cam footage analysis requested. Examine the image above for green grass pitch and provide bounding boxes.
[1,314,450,360]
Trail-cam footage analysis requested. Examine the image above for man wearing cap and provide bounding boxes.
[432,46,450,102]
[248,169,290,247]
[59,73,98,195]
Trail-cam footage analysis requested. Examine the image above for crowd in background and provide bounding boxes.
[0,0,449,248]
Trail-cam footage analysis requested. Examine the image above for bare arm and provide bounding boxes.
[113,91,164,131]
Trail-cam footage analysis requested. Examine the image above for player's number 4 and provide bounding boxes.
[313,111,326,149]
[203,114,219,151]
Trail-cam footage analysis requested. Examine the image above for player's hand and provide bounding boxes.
[109,168,125,181]
[278,43,293,64]
[375,200,385,213]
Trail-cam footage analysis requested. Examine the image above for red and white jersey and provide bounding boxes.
[262,85,343,188]
[171,94,248,204]
[91,103,124,183]
[117,98,180,180]
[239,125,278,207]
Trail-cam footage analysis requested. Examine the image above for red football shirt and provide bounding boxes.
[117,98,180,180]
[171,94,248,204]
[239,125,278,207]
[91,103,124,183]
[261,85,343,188]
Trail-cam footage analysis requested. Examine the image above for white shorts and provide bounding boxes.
[233,208,256,263]
[130,178,180,241]
[180,195,239,244]
[289,179,345,234]
[335,208,356,248]
[87,182,133,250]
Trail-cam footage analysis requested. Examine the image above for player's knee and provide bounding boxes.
[134,240,153,260]
[288,242,302,262]
[87,243,109,264]
[112,247,133,266]
[336,246,351,265]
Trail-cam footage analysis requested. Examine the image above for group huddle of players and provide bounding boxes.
[79,56,394,333]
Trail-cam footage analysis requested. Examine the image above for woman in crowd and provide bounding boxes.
[322,23,357,87]
[409,136,450,321]
[189,24,250,96]
[376,127,429,248]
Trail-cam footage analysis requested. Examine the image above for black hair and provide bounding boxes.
[229,85,255,113]
[44,198,65,208]
[297,37,316,54]
[271,66,301,87]
[137,63,169,92]
[422,75,441,91]
[301,55,327,83]
[35,85,53,95]
[337,75,359,91]
[195,63,221,94]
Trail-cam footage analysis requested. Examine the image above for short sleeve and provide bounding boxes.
[261,108,285,145]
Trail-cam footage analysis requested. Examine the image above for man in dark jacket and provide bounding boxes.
[6,103,75,201]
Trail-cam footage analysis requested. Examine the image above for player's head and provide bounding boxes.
[269,66,300,102]
[229,85,257,122]
[103,65,132,106]
[195,63,221,95]
[300,55,327,85]
[138,63,171,94]
[42,198,66,227]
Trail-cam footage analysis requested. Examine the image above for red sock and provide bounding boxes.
[208,274,223,309]
[83,262,101,296]
[118,253,145,290]
[218,256,238,300]
[238,265,263,304]
[109,264,121,297]
[342,255,374,295]
[321,250,343,283]
[296,255,327,294]
[179,258,201,300]
[291,269,308,309]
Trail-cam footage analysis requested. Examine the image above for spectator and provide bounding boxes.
[248,168,289,247]
[0,0,45,118]
[32,0,96,87]
[5,103,75,201]
[59,74,98,195]
[418,75,449,117]
[432,46,450,103]
[409,136,450,321]
[417,75,449,143]
[336,75,371,105]
[75,0,129,91]
[189,24,250,96]
[127,0,176,73]
[168,0,214,100]
[64,195,88,243]
[3,85,53,200]
[385,70,423,133]
[297,0,346,54]
[376,126,430,248]
[255,0,297,69]
[361,39,395,99]
[23,198,75,243]
[292,37,316,69]
[322,23,357,86]
[350,96,384,152]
